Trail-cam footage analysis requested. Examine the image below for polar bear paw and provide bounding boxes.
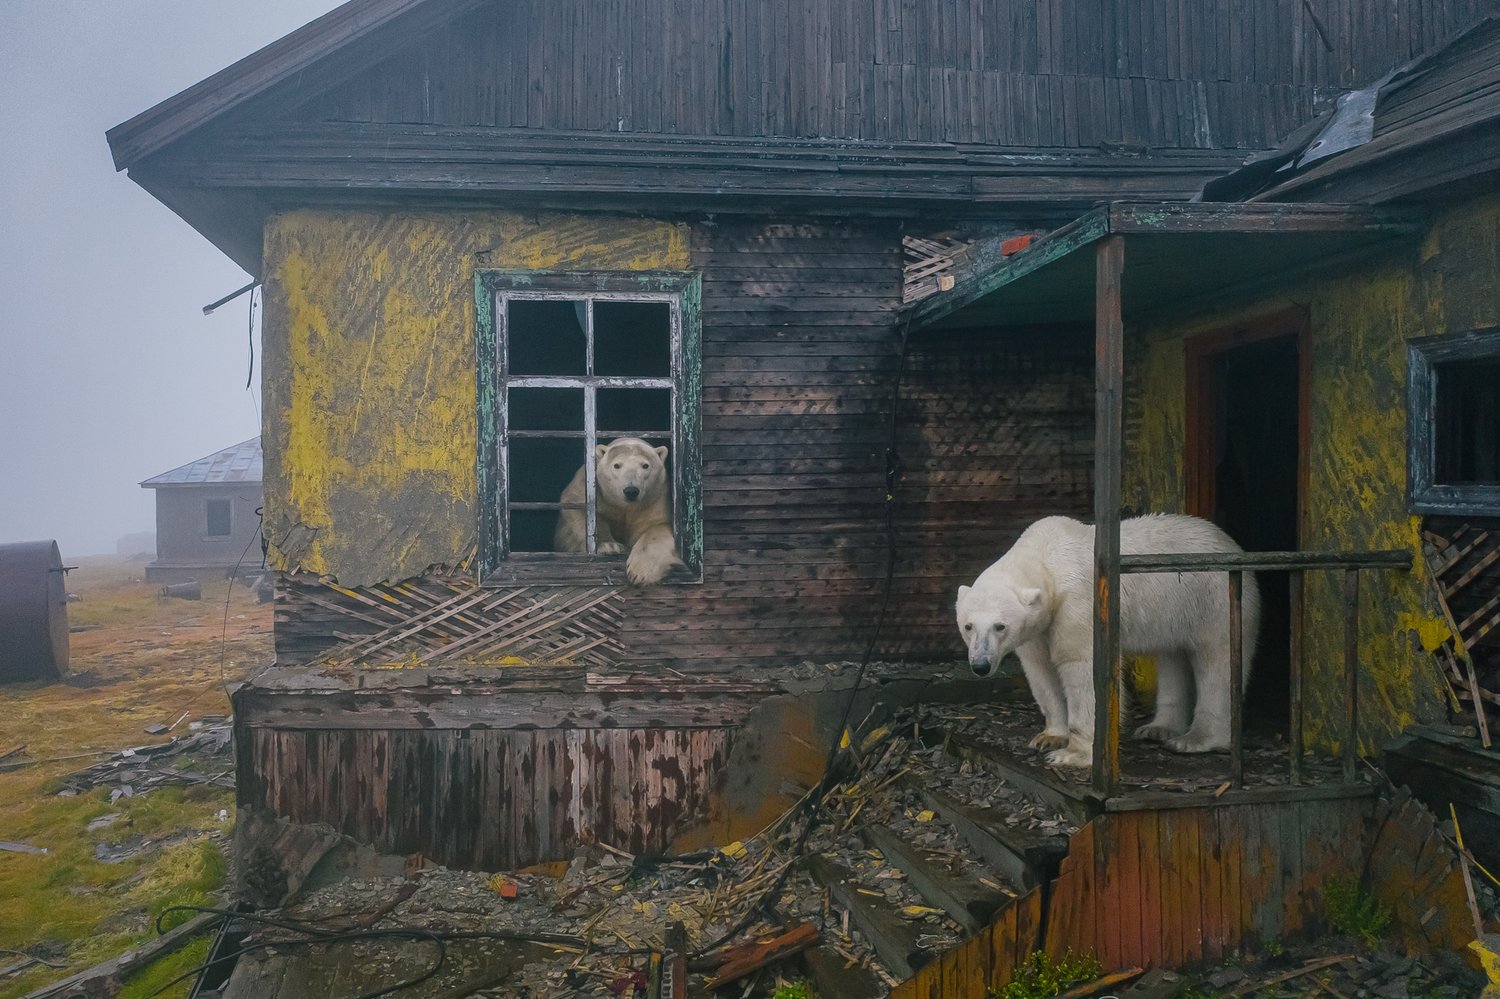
[626,547,680,586]
[597,541,626,555]
[1164,732,1226,754]
[1045,745,1092,769]
[1029,731,1070,752]
[1133,722,1180,743]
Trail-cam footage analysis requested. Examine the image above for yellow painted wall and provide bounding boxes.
[260,210,689,587]
[1124,193,1500,750]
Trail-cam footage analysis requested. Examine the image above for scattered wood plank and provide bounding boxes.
[859,821,1008,933]
[707,922,818,989]
[1222,953,1355,997]
[807,855,931,980]
[906,779,1067,890]
[21,911,222,999]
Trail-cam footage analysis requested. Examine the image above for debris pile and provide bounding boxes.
[53,721,233,800]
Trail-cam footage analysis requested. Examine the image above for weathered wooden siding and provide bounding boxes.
[243,725,729,869]
[148,484,263,580]
[267,211,1096,669]
[260,210,689,587]
[1123,192,1500,750]
[298,0,1498,150]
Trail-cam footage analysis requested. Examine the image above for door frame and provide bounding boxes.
[1183,307,1310,547]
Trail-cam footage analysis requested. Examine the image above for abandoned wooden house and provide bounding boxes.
[107,0,1500,992]
[139,437,265,583]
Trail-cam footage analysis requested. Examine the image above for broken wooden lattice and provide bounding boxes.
[1421,520,1500,747]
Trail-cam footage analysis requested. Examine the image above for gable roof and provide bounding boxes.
[107,0,479,171]
[141,438,263,488]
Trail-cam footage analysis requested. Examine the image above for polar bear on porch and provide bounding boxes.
[554,437,683,585]
[955,514,1259,768]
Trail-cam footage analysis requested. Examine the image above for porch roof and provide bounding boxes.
[911,201,1425,332]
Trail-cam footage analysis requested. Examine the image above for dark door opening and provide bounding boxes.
[1188,319,1304,730]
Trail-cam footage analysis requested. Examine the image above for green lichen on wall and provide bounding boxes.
[1123,193,1500,750]
[260,210,689,587]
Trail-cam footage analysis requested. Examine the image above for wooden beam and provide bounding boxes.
[1106,201,1425,235]
[807,855,932,980]
[1092,234,1125,797]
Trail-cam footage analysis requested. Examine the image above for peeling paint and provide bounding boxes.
[1124,193,1500,750]
[261,210,690,586]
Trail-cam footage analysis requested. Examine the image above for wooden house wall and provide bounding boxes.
[295,0,1500,151]
[1123,191,1500,751]
[242,725,729,869]
[263,208,1095,669]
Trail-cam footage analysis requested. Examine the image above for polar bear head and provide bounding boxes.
[955,582,1046,677]
[595,437,669,509]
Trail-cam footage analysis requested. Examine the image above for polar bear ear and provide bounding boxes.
[956,584,970,604]
[595,444,609,460]
[1018,587,1043,607]
[654,445,669,462]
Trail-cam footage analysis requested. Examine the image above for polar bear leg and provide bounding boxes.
[625,524,683,585]
[1017,641,1070,751]
[1134,651,1192,742]
[1046,658,1095,768]
[1166,649,1232,753]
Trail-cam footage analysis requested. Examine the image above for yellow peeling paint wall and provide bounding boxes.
[260,210,689,587]
[1125,193,1500,751]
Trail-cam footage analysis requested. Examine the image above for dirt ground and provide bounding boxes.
[0,555,272,999]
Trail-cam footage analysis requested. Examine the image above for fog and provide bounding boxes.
[0,1,340,557]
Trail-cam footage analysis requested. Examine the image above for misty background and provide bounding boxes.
[0,1,340,557]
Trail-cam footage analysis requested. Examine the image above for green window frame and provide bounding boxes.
[1407,327,1500,516]
[476,270,702,584]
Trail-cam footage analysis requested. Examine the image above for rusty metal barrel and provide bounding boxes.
[0,540,70,683]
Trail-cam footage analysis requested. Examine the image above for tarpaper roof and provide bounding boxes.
[141,438,262,488]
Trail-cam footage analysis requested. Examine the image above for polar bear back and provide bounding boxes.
[982,514,1259,664]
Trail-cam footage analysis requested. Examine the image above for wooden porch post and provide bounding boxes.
[1092,235,1125,797]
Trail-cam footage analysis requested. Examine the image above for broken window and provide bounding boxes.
[205,499,232,537]
[1408,328,1500,516]
[476,272,702,583]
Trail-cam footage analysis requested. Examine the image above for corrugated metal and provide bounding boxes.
[141,437,262,487]
[246,726,730,869]
[0,540,69,683]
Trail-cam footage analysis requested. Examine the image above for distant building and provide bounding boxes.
[140,438,262,583]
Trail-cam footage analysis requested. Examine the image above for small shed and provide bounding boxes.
[139,438,263,583]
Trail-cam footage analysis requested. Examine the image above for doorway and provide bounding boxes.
[1186,311,1307,729]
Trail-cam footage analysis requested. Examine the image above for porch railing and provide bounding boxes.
[1092,549,1413,796]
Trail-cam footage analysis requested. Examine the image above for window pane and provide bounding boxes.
[509,387,584,432]
[598,388,671,436]
[594,301,671,377]
[509,509,562,554]
[206,500,231,537]
[507,299,586,375]
[507,438,586,505]
[1436,359,1500,484]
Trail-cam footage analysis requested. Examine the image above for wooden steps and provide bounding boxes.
[906,780,1069,890]
[807,854,934,980]
[933,728,1099,825]
[859,821,1010,933]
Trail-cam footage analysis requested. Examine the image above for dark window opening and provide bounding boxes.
[1434,359,1500,485]
[205,499,232,537]
[500,294,677,558]
[1409,329,1500,516]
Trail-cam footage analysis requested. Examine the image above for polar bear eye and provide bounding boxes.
[963,623,972,632]
[613,463,622,469]
[994,623,1006,632]
[641,462,649,469]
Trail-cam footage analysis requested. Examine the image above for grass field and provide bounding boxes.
[0,555,271,998]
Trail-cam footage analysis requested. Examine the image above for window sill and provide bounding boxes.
[480,555,702,587]
[1410,484,1500,518]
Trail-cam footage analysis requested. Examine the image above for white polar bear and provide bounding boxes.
[554,437,683,585]
[955,514,1259,768]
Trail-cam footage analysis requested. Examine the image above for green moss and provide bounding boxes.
[773,984,811,999]
[995,951,1104,999]
[117,934,214,999]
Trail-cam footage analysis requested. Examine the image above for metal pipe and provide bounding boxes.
[1119,550,1411,572]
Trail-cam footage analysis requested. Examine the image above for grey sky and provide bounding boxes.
[0,1,339,557]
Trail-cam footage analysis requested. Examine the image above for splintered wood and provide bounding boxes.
[1421,519,1500,746]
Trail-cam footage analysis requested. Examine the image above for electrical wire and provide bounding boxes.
[692,313,916,958]
[139,905,602,999]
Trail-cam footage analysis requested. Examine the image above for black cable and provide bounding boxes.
[244,285,257,391]
[692,313,916,958]
[139,905,599,999]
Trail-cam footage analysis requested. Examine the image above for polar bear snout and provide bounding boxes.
[970,658,996,678]
[622,486,641,502]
